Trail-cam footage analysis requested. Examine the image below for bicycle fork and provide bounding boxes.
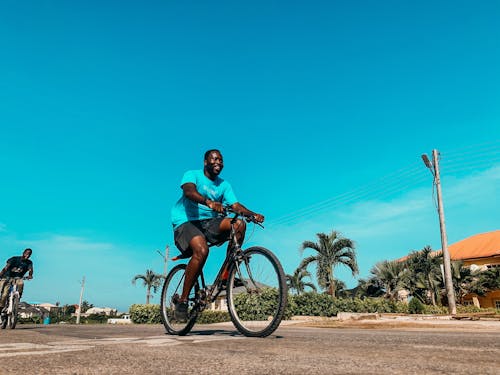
[231,250,260,292]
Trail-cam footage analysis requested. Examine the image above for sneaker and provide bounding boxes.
[174,301,188,322]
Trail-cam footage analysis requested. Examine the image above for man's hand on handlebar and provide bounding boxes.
[222,204,265,226]
[250,214,265,224]
[206,199,225,213]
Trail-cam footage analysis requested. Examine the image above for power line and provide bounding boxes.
[267,143,499,228]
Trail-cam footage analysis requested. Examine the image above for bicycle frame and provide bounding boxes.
[162,206,287,337]
[0,277,26,329]
[186,209,260,314]
[6,283,20,315]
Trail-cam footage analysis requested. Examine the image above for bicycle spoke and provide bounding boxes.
[160,264,199,335]
[227,247,287,337]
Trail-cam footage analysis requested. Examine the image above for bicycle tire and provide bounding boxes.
[226,246,287,337]
[160,264,199,336]
[8,296,18,329]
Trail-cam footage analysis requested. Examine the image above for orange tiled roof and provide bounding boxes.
[396,230,500,262]
[447,230,500,260]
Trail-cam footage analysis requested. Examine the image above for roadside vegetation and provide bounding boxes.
[23,230,498,325]
[127,229,499,324]
[132,269,165,304]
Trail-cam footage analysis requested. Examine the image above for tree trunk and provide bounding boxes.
[329,279,336,298]
[428,276,436,306]
[146,287,151,304]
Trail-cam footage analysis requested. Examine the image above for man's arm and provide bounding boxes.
[27,265,33,279]
[182,183,225,213]
[0,263,10,278]
[231,203,265,223]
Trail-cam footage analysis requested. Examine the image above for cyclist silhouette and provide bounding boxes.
[0,248,33,312]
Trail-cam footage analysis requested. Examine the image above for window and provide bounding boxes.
[495,300,500,310]
[463,300,474,306]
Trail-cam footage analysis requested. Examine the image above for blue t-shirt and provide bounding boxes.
[171,170,238,228]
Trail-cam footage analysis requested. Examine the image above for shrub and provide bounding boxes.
[85,314,108,324]
[288,294,408,316]
[421,304,447,314]
[197,310,231,324]
[408,298,425,314]
[290,292,336,316]
[129,304,231,324]
[233,287,287,320]
[129,304,161,324]
[456,305,483,314]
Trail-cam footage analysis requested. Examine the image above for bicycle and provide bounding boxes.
[0,277,28,329]
[160,206,287,337]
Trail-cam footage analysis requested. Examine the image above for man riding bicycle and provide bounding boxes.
[171,149,264,321]
[0,248,34,313]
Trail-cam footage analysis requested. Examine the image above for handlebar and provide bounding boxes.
[223,205,264,228]
[0,277,31,281]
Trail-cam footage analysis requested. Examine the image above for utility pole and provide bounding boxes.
[76,276,85,324]
[157,245,169,276]
[421,150,457,315]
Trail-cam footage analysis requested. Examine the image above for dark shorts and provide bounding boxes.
[173,217,230,257]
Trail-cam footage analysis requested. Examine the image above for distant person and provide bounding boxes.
[0,248,34,312]
[171,149,264,321]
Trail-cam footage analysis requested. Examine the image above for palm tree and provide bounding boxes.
[132,269,164,304]
[300,231,358,297]
[286,267,317,295]
[354,278,384,298]
[468,267,500,297]
[334,280,348,297]
[479,267,500,291]
[404,246,442,305]
[369,260,408,301]
[450,261,480,304]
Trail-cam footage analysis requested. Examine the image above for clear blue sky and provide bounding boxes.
[1,1,498,311]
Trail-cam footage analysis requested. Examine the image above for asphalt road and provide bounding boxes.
[0,322,499,374]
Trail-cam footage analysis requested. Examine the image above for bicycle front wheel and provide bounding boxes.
[227,246,287,337]
[160,264,199,336]
[0,313,6,329]
[8,296,18,329]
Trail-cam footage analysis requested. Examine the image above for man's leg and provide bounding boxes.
[218,218,246,283]
[180,235,209,302]
[219,218,246,250]
[175,235,209,321]
[16,279,24,298]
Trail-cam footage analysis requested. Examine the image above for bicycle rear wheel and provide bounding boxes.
[0,313,6,329]
[160,264,199,335]
[8,296,18,329]
[226,246,287,337]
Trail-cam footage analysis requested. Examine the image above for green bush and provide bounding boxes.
[456,305,482,314]
[233,287,287,320]
[129,304,231,324]
[421,304,447,314]
[408,298,425,314]
[129,304,162,324]
[290,292,337,316]
[197,310,231,324]
[85,313,108,324]
[288,293,408,316]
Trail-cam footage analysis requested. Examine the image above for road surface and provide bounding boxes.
[0,321,499,374]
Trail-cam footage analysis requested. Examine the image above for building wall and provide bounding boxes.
[463,255,500,270]
[467,290,500,309]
